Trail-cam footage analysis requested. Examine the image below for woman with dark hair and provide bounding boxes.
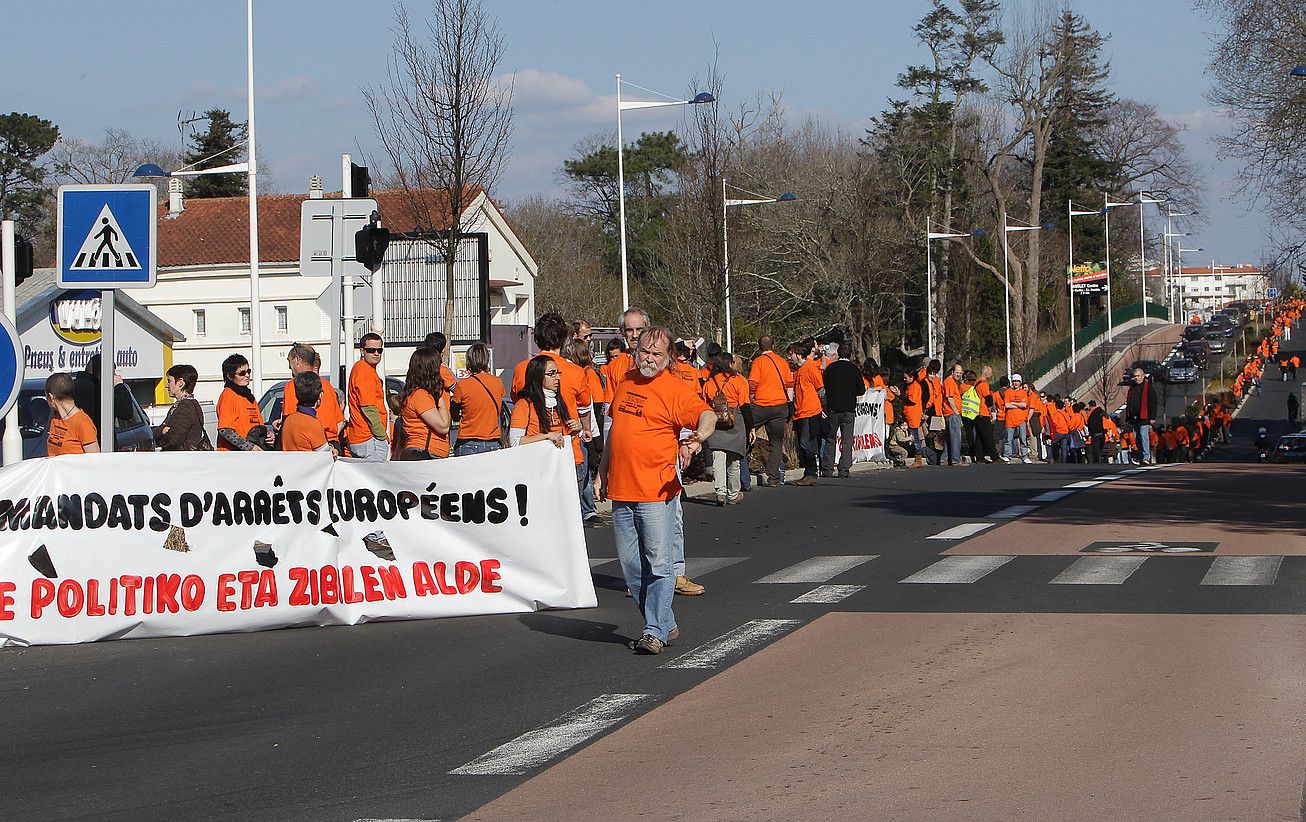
[397,346,452,459]
[217,354,270,451]
[508,354,574,452]
[451,342,506,456]
[702,351,754,505]
[156,363,210,451]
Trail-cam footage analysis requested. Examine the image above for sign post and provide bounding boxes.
[1,221,24,465]
[57,184,157,453]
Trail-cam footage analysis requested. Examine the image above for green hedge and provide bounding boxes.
[1023,302,1169,382]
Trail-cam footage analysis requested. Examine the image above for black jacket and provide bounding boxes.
[1086,406,1106,435]
[1125,380,1160,425]
[821,359,865,415]
[72,372,135,436]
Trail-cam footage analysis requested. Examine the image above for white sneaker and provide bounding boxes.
[1000,456,1011,464]
[1021,456,1033,464]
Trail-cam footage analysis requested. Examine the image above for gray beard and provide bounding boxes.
[638,361,661,378]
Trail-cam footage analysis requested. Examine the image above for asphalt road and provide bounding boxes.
[3,438,1303,820]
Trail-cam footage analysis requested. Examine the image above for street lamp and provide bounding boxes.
[615,75,715,311]
[1001,214,1053,377]
[132,0,261,396]
[925,217,984,361]
[1163,208,1195,323]
[1103,195,1135,341]
[1136,191,1167,314]
[722,181,795,352]
[1175,244,1202,319]
[1066,201,1099,367]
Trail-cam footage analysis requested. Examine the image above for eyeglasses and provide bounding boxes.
[363,347,384,354]
[235,368,252,377]
[543,369,561,377]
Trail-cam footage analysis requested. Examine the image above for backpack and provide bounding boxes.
[708,376,736,430]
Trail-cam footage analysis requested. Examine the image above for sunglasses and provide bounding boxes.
[363,347,384,354]
[235,368,252,377]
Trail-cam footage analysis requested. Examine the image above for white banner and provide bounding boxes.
[0,443,595,646]
[835,389,887,463]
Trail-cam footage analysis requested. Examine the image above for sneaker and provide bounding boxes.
[675,575,705,596]
[628,627,678,650]
[1021,456,1033,464]
[794,476,818,486]
[1000,456,1011,464]
[837,469,851,478]
[726,495,742,505]
[633,634,665,655]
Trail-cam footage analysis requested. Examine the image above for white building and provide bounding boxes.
[1163,264,1267,318]
[141,181,537,401]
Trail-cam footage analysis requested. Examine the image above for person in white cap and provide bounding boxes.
[1002,373,1033,463]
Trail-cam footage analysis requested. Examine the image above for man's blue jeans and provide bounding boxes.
[612,499,677,642]
[1005,423,1028,459]
[576,446,596,520]
[1134,423,1153,464]
[945,414,963,464]
[453,439,500,457]
[794,416,821,477]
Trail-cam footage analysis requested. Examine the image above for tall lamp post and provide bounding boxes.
[1001,214,1052,377]
[926,217,984,361]
[1164,208,1195,323]
[1174,244,1202,320]
[1066,201,1099,367]
[615,75,714,311]
[1103,195,1135,341]
[1136,191,1166,317]
[133,0,261,395]
[722,181,795,352]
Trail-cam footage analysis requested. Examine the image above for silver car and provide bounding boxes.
[1162,358,1199,383]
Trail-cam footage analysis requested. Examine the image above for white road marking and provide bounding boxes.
[901,555,1014,584]
[1030,490,1074,503]
[1051,556,1148,585]
[1062,480,1102,489]
[1121,468,1146,474]
[354,818,441,822]
[789,584,865,604]
[987,504,1039,519]
[1201,556,1283,586]
[754,555,876,583]
[1094,475,1122,481]
[686,556,747,577]
[449,693,656,776]
[660,619,802,670]
[926,522,994,540]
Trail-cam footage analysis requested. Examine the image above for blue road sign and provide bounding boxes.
[1267,287,1279,299]
[56,185,157,289]
[0,312,23,420]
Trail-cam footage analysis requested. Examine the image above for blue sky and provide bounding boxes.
[9,0,1266,265]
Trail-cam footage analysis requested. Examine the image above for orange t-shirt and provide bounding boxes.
[870,375,895,424]
[217,387,265,451]
[281,410,328,452]
[1046,404,1068,435]
[285,374,343,443]
[1003,387,1029,428]
[748,351,794,407]
[1103,417,1120,442]
[1174,426,1190,446]
[607,369,710,502]
[602,352,633,403]
[510,397,581,464]
[793,359,824,420]
[511,352,593,421]
[702,372,749,408]
[927,375,945,416]
[451,372,506,442]
[400,388,450,458]
[1067,410,1086,431]
[47,409,97,456]
[942,375,963,417]
[346,360,388,445]
[904,380,925,428]
[973,379,992,418]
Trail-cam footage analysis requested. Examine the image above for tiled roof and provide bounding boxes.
[158,186,483,268]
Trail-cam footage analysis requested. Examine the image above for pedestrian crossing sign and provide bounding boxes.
[57,184,156,289]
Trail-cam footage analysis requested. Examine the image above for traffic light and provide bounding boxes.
[354,211,390,272]
[2,235,34,287]
[350,163,370,198]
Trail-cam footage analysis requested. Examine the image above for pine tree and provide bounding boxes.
[182,109,247,199]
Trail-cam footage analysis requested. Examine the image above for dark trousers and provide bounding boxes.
[1087,433,1105,464]
[752,403,790,482]
[973,417,999,461]
[794,416,822,477]
[822,410,857,471]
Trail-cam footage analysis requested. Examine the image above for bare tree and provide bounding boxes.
[507,195,620,323]
[364,0,513,362]
[1091,100,1204,212]
[49,128,181,199]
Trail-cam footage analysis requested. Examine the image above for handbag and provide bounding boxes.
[709,375,736,430]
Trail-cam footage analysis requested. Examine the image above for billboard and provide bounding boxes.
[1068,262,1108,295]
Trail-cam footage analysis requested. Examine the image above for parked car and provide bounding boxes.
[2,378,156,459]
[1203,332,1229,354]
[1269,433,1306,464]
[1158,358,1199,383]
[1120,359,1164,384]
[1217,307,1245,327]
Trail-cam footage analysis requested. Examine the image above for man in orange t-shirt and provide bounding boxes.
[747,335,795,486]
[599,326,715,655]
[1002,374,1031,462]
[346,332,390,460]
[789,340,825,484]
[45,373,100,456]
[281,343,345,453]
[941,362,965,465]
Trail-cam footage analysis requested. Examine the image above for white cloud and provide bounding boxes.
[259,75,324,101]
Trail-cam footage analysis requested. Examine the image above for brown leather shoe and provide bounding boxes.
[675,575,705,596]
[794,476,818,486]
